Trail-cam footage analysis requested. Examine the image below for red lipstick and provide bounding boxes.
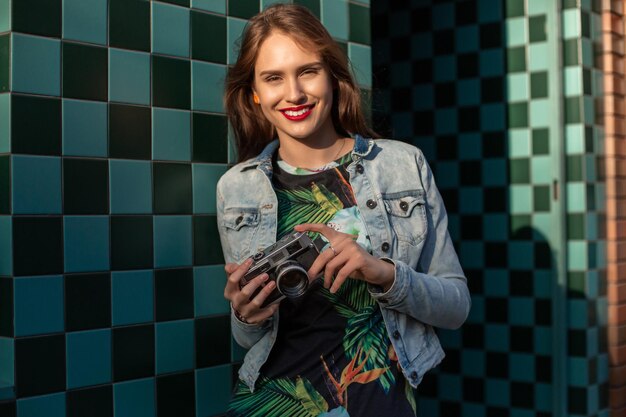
[279,104,315,121]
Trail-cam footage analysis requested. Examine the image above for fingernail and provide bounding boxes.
[267,281,275,289]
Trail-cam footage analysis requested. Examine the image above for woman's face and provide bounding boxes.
[253,32,336,145]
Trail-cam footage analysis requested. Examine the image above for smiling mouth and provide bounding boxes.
[280,104,315,121]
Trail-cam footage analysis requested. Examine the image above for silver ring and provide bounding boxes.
[328,245,337,256]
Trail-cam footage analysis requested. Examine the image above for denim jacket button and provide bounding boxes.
[410,371,418,380]
[392,330,400,339]
[356,164,364,174]
[235,215,244,225]
[381,242,390,252]
[399,201,409,211]
[366,199,377,209]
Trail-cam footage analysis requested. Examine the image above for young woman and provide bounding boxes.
[217,4,470,416]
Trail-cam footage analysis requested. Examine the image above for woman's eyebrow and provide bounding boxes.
[258,61,324,77]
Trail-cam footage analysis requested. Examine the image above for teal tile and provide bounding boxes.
[484,270,508,297]
[505,17,526,47]
[433,55,456,82]
[349,2,370,44]
[483,212,507,240]
[113,378,155,417]
[228,0,258,19]
[563,9,581,39]
[321,0,348,40]
[194,265,229,316]
[156,319,194,374]
[507,73,529,101]
[564,66,583,96]
[231,336,247,361]
[12,34,60,96]
[529,98,549,128]
[581,37,594,68]
[152,108,191,161]
[17,392,66,417]
[528,43,549,71]
[432,2,454,29]
[411,33,432,59]
[0,35,8,93]
[566,182,586,211]
[227,17,247,64]
[192,163,227,214]
[12,155,62,214]
[111,270,154,326]
[568,241,588,270]
[348,43,371,88]
[195,365,231,416]
[0,0,9,33]
[565,124,585,154]
[64,216,110,273]
[459,241,483,269]
[66,329,111,388]
[154,215,192,268]
[531,156,552,184]
[152,2,190,58]
[109,48,150,105]
[568,357,590,387]
[480,49,504,76]
[481,103,505,131]
[192,0,226,14]
[508,129,531,157]
[508,241,533,269]
[62,99,108,157]
[435,108,457,135]
[109,159,152,214]
[509,353,534,381]
[0,338,13,388]
[435,161,458,188]
[0,94,9,153]
[0,216,11,276]
[192,61,226,113]
[479,0,502,22]
[62,0,107,45]
[482,159,507,187]
[457,79,480,106]
[455,26,478,53]
[510,184,532,214]
[14,275,64,336]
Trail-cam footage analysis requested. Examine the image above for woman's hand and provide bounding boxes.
[294,223,395,294]
[223,258,280,325]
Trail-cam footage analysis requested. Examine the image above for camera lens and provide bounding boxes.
[275,261,309,298]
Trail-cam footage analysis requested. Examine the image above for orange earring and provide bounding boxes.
[253,93,260,104]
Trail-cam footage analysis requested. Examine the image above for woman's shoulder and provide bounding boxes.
[370,138,426,166]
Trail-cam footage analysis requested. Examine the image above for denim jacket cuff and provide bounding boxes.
[230,305,272,331]
[367,257,409,305]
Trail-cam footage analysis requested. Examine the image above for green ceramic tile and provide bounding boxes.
[564,66,582,97]
[528,43,549,71]
[531,155,551,184]
[62,0,108,45]
[192,163,228,214]
[109,0,150,52]
[152,108,191,161]
[528,0,549,14]
[349,43,371,88]
[62,42,108,101]
[581,11,590,37]
[195,365,231,416]
[155,319,194,374]
[510,214,531,239]
[109,159,152,214]
[565,124,585,154]
[583,95,594,124]
[567,155,583,181]
[192,0,226,14]
[510,158,530,184]
[152,2,190,58]
[566,182,586,211]
[532,128,549,155]
[567,213,585,240]
[530,71,548,99]
[349,2,370,44]
[0,0,10,33]
[152,55,191,110]
[563,38,579,66]
[0,156,9,214]
[533,185,550,212]
[191,11,227,64]
[109,103,151,160]
[0,217,11,275]
[321,0,348,41]
[63,99,108,157]
[228,0,258,19]
[193,265,228,316]
[529,98,549,128]
[565,96,582,124]
[113,377,155,417]
[528,15,547,43]
[12,155,62,215]
[507,46,526,72]
[581,38,593,67]
[563,0,578,8]
[192,113,228,163]
[109,48,150,106]
[0,94,8,154]
[505,0,524,18]
[12,0,61,37]
[507,73,529,101]
[66,329,112,388]
[0,36,8,94]
[508,128,531,157]
[508,102,528,128]
[227,17,247,64]
[12,34,61,96]
[293,0,320,18]
[567,241,587,270]
[12,95,61,156]
[510,184,532,214]
[505,17,526,47]
[582,68,592,95]
[161,0,189,6]
[563,9,581,39]
[192,61,226,113]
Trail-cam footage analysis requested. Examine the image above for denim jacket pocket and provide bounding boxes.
[383,190,427,245]
[222,207,261,261]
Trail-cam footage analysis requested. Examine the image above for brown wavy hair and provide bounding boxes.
[224,3,378,162]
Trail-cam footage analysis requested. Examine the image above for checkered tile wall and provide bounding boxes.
[0,1,372,416]
[371,0,608,416]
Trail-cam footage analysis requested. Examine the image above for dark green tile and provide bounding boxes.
[581,11,590,38]
[0,35,9,93]
[109,104,151,160]
[508,102,528,128]
[567,272,585,298]
[510,214,532,240]
[13,0,61,37]
[505,0,525,18]
[63,42,108,101]
[12,95,61,156]
[15,334,66,397]
[586,184,595,211]
[153,162,192,214]
[533,185,550,212]
[191,11,227,63]
[111,216,153,270]
[565,97,581,124]
[567,214,585,240]
[337,40,348,56]
[113,324,154,381]
[530,71,548,99]
[294,0,320,18]
[192,113,228,163]
[510,158,530,184]
[109,0,150,52]
[195,316,230,367]
[585,126,594,153]
[65,272,111,331]
[349,3,370,44]
[507,46,526,72]
[161,0,190,6]
[0,278,13,336]
[0,156,9,214]
[63,158,109,215]
[193,215,224,265]
[563,0,578,8]
[566,155,583,181]
[153,55,190,110]
[155,268,194,321]
[563,39,579,66]
[228,0,258,19]
[583,68,592,95]
[532,128,549,155]
[13,216,63,276]
[529,15,547,43]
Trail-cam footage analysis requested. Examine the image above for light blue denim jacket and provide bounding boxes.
[216,135,471,392]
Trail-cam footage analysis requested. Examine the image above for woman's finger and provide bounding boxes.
[294,223,339,240]
[244,303,279,325]
[238,273,269,301]
[330,259,360,293]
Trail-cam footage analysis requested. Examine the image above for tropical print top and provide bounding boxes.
[227,151,418,417]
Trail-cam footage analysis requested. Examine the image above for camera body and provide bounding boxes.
[239,231,324,307]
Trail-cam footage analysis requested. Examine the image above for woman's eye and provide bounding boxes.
[265,75,281,82]
[301,68,319,76]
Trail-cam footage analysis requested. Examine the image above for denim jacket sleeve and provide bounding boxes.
[216,179,276,349]
[369,150,471,330]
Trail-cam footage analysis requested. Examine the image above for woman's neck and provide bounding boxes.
[277,126,353,169]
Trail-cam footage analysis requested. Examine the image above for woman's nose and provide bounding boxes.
[285,79,306,103]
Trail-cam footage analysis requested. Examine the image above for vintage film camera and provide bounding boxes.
[239,231,326,306]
